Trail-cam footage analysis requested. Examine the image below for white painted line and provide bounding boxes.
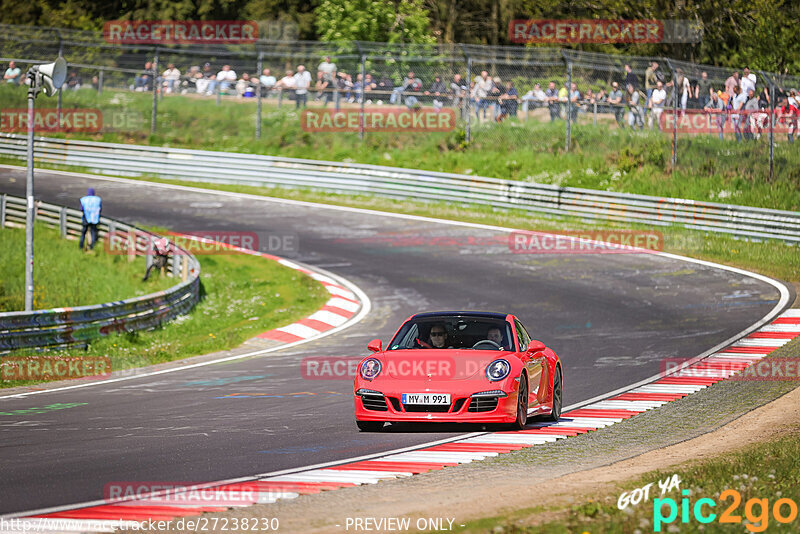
[759,324,800,333]
[709,353,765,360]
[320,469,414,478]
[585,400,666,410]
[308,272,340,285]
[276,322,320,339]
[462,435,561,445]
[325,285,357,299]
[781,309,800,317]
[307,310,349,327]
[378,451,489,462]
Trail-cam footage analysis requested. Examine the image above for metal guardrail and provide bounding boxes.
[0,193,201,351]
[0,134,798,243]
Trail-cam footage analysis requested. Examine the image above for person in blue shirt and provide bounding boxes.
[79,188,101,250]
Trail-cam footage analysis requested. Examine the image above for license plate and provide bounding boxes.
[402,393,450,405]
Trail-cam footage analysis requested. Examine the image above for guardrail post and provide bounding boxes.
[145,236,153,271]
[151,47,159,134]
[173,253,181,278]
[182,257,188,281]
[256,51,263,140]
[0,194,5,228]
[59,206,67,238]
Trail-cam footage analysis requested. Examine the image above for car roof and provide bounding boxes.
[410,311,511,321]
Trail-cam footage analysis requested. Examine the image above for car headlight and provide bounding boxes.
[359,358,382,381]
[485,359,511,381]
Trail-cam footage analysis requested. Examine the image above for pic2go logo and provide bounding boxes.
[654,489,799,532]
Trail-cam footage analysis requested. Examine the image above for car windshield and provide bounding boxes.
[387,315,515,351]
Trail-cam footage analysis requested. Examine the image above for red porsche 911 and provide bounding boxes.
[354,311,563,431]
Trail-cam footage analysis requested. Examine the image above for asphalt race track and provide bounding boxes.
[0,167,788,515]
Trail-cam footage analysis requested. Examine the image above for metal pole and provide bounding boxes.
[464,46,472,144]
[25,71,37,311]
[768,77,775,182]
[359,54,366,141]
[0,194,5,228]
[256,51,263,139]
[98,68,104,95]
[566,61,572,152]
[151,48,158,134]
[665,59,677,171]
[57,32,63,117]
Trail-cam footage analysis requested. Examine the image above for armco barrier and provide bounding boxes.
[0,194,200,351]
[0,134,798,243]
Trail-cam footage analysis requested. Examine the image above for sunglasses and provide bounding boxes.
[430,332,446,337]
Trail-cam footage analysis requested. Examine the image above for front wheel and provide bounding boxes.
[509,374,528,430]
[356,420,384,432]
[546,367,562,422]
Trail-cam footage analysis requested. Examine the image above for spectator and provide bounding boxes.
[789,89,799,108]
[259,68,276,93]
[743,88,761,140]
[397,71,423,108]
[558,82,569,119]
[4,61,22,85]
[649,80,667,130]
[352,73,365,103]
[65,71,81,90]
[489,76,503,119]
[724,71,740,99]
[318,56,337,83]
[134,61,153,91]
[335,71,352,106]
[521,83,547,116]
[497,81,518,121]
[696,71,712,108]
[425,75,447,110]
[704,90,726,140]
[142,237,172,282]
[79,188,101,251]
[293,65,312,108]
[731,85,747,142]
[315,71,330,106]
[595,88,609,114]
[199,63,216,95]
[568,82,580,122]
[545,81,560,121]
[236,73,256,98]
[376,75,393,104]
[180,66,200,94]
[608,82,625,127]
[626,83,643,130]
[473,71,493,119]
[624,64,638,90]
[675,69,690,116]
[740,67,757,96]
[644,61,660,110]
[216,65,237,93]
[777,96,798,143]
[275,70,296,91]
[450,73,468,111]
[161,63,180,94]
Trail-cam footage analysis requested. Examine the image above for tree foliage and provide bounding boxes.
[314,0,435,44]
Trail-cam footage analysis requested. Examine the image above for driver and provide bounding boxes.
[486,327,506,350]
[428,324,452,349]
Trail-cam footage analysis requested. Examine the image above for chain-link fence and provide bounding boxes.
[0,23,798,182]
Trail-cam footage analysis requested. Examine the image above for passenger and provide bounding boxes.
[486,326,507,349]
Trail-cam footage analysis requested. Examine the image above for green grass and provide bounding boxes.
[1,223,330,388]
[1,83,797,212]
[0,223,173,311]
[453,433,800,533]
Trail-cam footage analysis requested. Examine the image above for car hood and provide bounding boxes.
[381,349,513,381]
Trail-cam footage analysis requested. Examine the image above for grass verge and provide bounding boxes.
[455,433,800,533]
[0,222,173,311]
[1,224,330,389]
[0,84,797,212]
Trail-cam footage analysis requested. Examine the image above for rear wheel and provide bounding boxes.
[546,367,562,422]
[356,420,384,432]
[510,374,528,430]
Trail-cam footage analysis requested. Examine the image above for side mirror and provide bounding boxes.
[367,339,382,353]
[526,340,546,353]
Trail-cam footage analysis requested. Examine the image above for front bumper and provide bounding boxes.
[354,382,521,423]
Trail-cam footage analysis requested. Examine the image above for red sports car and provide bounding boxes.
[354,311,563,431]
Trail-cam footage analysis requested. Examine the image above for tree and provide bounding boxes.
[314,0,435,44]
